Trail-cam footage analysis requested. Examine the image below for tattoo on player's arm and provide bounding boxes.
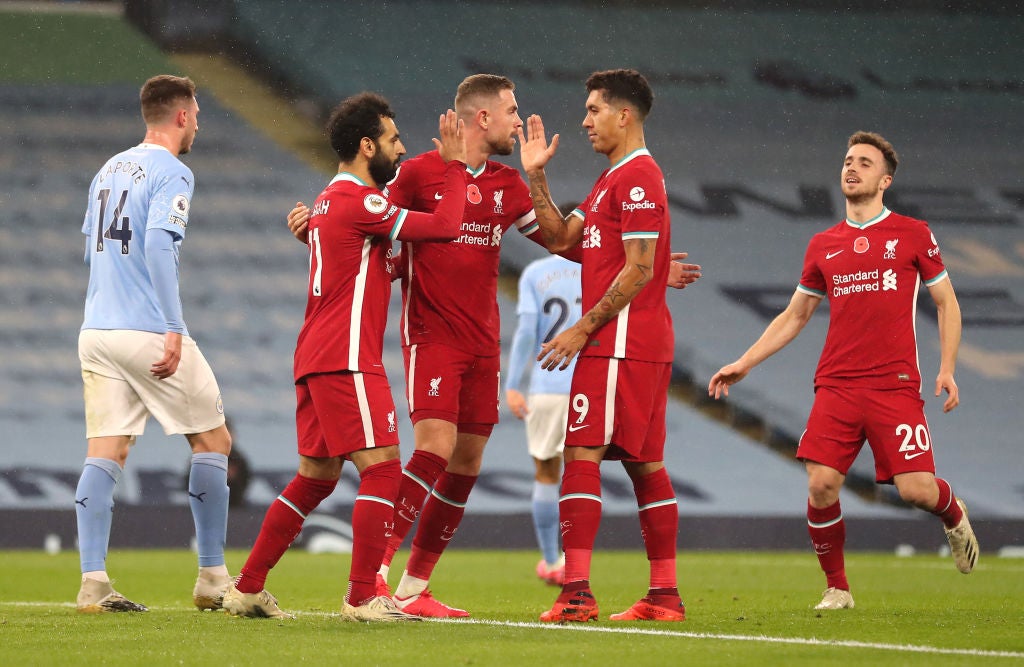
[633,263,652,287]
[581,290,616,331]
[583,285,625,332]
[528,175,550,210]
[586,310,611,329]
[597,283,625,313]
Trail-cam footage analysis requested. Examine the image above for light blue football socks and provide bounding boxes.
[75,457,122,573]
[532,481,561,565]
[188,452,229,567]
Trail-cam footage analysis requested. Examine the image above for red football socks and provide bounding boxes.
[237,474,337,594]
[347,459,402,605]
[632,467,679,589]
[807,499,848,591]
[405,472,476,580]
[560,460,603,583]
[382,450,447,565]
[932,477,964,529]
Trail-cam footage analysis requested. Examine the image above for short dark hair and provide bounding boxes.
[454,74,515,114]
[140,75,196,124]
[848,131,899,175]
[585,69,653,120]
[326,92,395,162]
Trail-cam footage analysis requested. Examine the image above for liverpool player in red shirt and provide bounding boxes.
[223,93,469,621]
[709,131,978,611]
[519,69,687,622]
[289,75,546,617]
[288,75,700,618]
[379,76,544,617]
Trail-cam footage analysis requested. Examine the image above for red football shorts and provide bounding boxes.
[797,385,936,483]
[295,371,400,458]
[564,356,670,462]
[403,343,499,435]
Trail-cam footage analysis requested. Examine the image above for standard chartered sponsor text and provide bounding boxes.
[457,220,493,245]
[832,269,880,297]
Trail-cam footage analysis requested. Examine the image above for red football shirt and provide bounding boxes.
[294,165,466,382]
[797,208,948,389]
[386,150,537,356]
[573,149,674,362]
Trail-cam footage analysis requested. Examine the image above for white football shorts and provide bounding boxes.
[79,329,225,438]
[524,393,569,461]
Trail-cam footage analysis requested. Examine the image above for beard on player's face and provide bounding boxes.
[488,135,515,156]
[841,175,884,206]
[369,144,399,186]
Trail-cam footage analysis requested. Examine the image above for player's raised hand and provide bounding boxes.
[434,109,467,164]
[287,202,311,243]
[518,114,559,174]
[667,251,702,289]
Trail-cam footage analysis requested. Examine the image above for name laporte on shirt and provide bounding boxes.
[97,159,147,185]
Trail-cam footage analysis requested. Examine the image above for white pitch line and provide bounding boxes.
[433,618,1024,659]
[4,601,1021,659]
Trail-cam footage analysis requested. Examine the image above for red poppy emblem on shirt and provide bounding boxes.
[853,236,870,253]
[467,184,482,205]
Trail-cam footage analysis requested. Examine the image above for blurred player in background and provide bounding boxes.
[504,248,582,586]
[75,74,233,613]
[708,131,978,611]
[519,69,696,623]
[223,93,468,622]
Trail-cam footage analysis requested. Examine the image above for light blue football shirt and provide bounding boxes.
[81,143,193,335]
[505,255,582,396]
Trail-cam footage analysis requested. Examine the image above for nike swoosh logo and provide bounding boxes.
[826,250,844,260]
[567,424,589,432]
[904,451,927,460]
[434,192,443,200]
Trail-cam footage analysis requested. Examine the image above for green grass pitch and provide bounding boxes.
[1,548,1021,666]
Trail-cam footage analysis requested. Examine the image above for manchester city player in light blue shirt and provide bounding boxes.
[505,254,582,586]
[75,75,232,613]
